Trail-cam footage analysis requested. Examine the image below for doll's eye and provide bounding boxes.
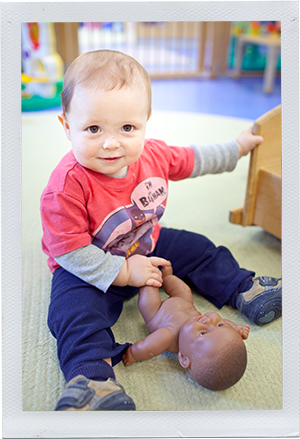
[122,124,134,132]
[87,125,100,134]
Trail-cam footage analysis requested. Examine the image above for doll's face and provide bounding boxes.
[178,312,243,362]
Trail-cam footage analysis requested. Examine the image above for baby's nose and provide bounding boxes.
[103,136,120,149]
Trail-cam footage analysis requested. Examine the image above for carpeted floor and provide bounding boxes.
[22,110,282,411]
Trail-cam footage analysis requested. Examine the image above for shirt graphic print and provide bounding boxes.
[92,177,167,257]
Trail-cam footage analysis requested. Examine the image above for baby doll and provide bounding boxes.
[123,265,250,391]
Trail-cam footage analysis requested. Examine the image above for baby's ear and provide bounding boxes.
[178,352,191,369]
[58,112,71,140]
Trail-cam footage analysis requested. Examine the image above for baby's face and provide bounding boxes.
[179,312,242,360]
[59,84,149,177]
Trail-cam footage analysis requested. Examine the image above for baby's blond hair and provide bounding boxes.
[61,50,152,118]
[189,337,247,391]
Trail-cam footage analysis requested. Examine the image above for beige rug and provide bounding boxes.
[22,110,282,411]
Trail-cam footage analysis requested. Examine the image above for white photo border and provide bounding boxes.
[1,1,299,437]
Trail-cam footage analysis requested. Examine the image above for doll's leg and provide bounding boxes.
[161,266,193,304]
[138,285,162,325]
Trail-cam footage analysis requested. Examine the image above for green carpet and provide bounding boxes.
[22,110,282,411]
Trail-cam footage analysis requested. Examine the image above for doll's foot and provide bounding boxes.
[55,375,136,411]
[161,264,173,277]
[236,277,282,326]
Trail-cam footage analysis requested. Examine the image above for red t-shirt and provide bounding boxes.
[41,138,194,272]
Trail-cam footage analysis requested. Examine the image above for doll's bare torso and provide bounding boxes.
[146,297,201,353]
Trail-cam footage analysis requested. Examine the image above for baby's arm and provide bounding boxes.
[55,244,125,293]
[224,319,250,340]
[191,140,239,177]
[122,328,173,366]
[56,248,170,291]
[190,128,263,178]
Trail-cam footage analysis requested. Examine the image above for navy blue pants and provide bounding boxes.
[48,227,254,382]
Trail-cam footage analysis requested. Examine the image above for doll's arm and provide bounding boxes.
[161,266,193,304]
[224,319,250,340]
[122,328,173,366]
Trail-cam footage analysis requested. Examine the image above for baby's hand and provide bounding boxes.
[113,255,170,288]
[122,347,136,367]
[127,255,170,287]
[236,126,263,158]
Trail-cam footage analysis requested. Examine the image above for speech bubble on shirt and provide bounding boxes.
[130,177,168,211]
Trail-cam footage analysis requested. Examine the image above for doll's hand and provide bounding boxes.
[236,126,263,158]
[236,324,250,340]
[122,347,136,367]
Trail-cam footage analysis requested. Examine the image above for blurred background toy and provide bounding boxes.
[21,22,64,111]
[228,21,281,74]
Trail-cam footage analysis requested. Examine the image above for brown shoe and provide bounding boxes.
[55,375,136,411]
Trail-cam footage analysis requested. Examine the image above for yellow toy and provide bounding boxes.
[21,22,64,110]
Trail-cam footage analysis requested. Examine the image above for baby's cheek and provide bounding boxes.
[74,144,94,164]
[130,142,144,156]
[133,140,143,148]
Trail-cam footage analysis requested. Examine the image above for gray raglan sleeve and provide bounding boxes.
[190,140,239,177]
[54,244,125,293]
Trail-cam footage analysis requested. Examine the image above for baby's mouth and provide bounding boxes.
[99,156,121,162]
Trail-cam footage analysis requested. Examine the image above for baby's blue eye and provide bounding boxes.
[88,126,100,134]
[122,125,133,132]
[218,323,224,327]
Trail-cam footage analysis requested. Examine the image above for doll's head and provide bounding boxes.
[60,49,152,119]
[178,312,247,391]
